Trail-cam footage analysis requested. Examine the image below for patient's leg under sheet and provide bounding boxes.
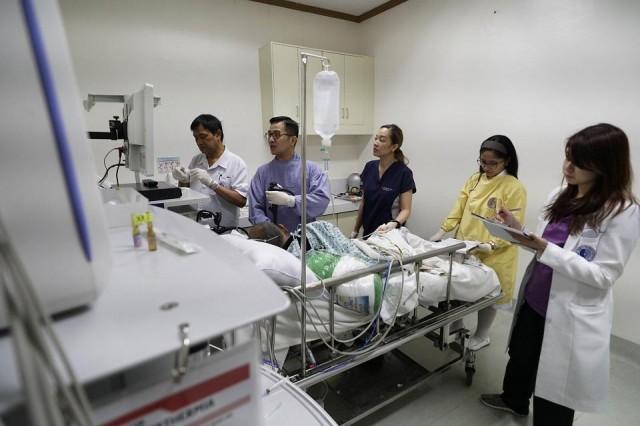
[473,305,497,339]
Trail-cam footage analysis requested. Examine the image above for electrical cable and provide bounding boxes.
[115,149,123,187]
[282,261,389,346]
[97,162,125,185]
[103,147,120,170]
[1,222,93,425]
[7,257,92,425]
[282,244,407,356]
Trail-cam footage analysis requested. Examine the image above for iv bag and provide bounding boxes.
[313,70,340,148]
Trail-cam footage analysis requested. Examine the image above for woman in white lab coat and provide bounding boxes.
[480,123,640,424]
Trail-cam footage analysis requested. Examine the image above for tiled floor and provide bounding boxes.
[353,309,640,426]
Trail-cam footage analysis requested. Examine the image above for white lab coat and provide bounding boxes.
[510,188,640,412]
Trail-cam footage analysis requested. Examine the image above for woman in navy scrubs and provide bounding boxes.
[351,124,416,238]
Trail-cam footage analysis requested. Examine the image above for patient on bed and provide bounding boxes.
[233,220,368,260]
[227,221,500,367]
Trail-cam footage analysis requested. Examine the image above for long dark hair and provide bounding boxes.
[545,123,636,234]
[478,135,519,178]
[381,124,408,164]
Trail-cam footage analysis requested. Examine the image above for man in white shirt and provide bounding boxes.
[173,114,248,227]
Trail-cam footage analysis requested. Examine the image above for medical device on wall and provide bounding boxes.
[85,84,182,201]
[346,173,362,195]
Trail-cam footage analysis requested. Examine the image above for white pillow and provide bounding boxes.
[220,234,318,287]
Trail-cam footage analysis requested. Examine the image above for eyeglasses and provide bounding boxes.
[477,158,504,168]
[264,131,292,141]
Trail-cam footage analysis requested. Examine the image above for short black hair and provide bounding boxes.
[190,114,224,141]
[242,222,287,247]
[270,116,299,138]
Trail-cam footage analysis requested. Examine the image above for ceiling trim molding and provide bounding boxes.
[357,0,407,22]
[249,0,407,23]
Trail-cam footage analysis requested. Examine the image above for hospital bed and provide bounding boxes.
[228,227,501,422]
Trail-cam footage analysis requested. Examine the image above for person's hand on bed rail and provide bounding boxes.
[471,242,493,253]
[429,229,446,242]
[350,230,359,239]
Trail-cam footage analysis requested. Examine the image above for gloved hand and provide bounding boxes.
[429,229,446,242]
[172,166,190,182]
[190,168,219,190]
[350,230,359,239]
[266,190,296,207]
[376,221,398,233]
[473,243,493,253]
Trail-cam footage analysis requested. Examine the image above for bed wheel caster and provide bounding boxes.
[465,366,475,386]
[464,349,476,386]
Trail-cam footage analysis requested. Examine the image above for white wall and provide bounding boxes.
[59,0,368,182]
[361,0,640,343]
[60,0,640,343]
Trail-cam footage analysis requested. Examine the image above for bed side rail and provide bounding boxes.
[288,242,464,378]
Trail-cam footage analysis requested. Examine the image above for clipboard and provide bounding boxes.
[471,212,532,243]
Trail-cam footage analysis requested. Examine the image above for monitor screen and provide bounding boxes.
[123,83,155,176]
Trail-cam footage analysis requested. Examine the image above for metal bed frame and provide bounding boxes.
[262,51,501,423]
[259,241,501,423]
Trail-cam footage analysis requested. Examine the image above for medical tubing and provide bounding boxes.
[284,260,391,345]
[329,286,335,349]
[288,237,441,346]
[282,241,462,361]
[2,239,93,424]
[15,259,93,425]
[287,284,400,357]
[267,317,278,369]
[1,252,66,425]
[285,255,405,356]
[9,267,92,426]
[1,259,54,425]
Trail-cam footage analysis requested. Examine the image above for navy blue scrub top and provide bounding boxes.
[360,160,416,236]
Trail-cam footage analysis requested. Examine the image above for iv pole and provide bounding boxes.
[298,52,331,377]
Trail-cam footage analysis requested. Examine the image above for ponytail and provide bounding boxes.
[381,124,408,164]
[394,148,407,164]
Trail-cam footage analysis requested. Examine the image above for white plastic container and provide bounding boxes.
[313,70,340,148]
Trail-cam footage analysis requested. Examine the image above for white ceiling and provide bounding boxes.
[290,0,391,16]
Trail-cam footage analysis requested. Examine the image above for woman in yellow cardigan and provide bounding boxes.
[430,135,526,350]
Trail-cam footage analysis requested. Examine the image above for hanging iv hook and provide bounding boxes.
[300,51,332,70]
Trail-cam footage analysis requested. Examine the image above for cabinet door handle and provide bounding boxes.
[296,105,299,118]
[346,107,349,120]
[341,107,345,119]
